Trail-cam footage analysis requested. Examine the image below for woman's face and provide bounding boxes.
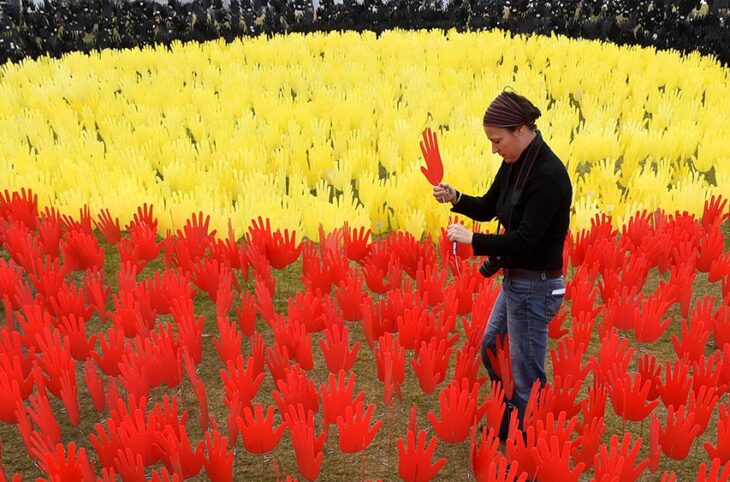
[483,125,528,164]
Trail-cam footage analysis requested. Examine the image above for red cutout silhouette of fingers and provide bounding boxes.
[607,369,658,423]
[571,416,605,470]
[593,433,650,481]
[454,344,486,389]
[479,380,506,435]
[427,378,479,443]
[704,403,730,464]
[344,223,371,263]
[397,424,447,482]
[203,428,233,482]
[237,403,286,454]
[658,358,693,409]
[505,411,540,480]
[320,370,365,432]
[319,324,360,373]
[113,447,145,482]
[419,127,444,186]
[60,229,104,272]
[272,365,319,417]
[283,404,327,482]
[652,405,701,460]
[336,401,382,453]
[411,336,453,395]
[696,457,730,482]
[479,455,527,482]
[689,386,720,435]
[533,436,586,482]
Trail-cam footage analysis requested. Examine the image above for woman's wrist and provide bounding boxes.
[451,189,462,205]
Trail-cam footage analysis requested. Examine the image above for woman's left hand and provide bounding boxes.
[447,223,473,244]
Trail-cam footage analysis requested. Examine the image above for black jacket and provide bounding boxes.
[451,138,572,271]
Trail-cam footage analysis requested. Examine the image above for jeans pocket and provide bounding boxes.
[508,278,533,294]
[545,288,565,322]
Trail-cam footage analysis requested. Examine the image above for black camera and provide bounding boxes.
[478,256,504,278]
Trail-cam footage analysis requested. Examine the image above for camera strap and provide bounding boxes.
[504,131,544,232]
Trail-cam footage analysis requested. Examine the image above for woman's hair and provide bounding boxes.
[483,90,542,131]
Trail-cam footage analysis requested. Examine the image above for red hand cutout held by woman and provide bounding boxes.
[419,127,444,186]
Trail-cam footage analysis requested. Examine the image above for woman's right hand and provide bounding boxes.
[433,183,456,204]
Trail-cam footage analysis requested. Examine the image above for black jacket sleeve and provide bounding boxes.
[449,166,505,222]
[470,175,565,257]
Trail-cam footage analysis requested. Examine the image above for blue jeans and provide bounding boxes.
[480,276,565,427]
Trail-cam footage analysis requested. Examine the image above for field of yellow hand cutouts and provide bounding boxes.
[1,29,729,481]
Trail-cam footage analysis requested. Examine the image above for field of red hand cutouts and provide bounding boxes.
[1,188,729,481]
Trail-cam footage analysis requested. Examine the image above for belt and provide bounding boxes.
[504,268,562,280]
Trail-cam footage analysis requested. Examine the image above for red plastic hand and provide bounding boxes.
[319,324,360,373]
[176,212,216,260]
[170,297,204,364]
[0,187,38,230]
[701,195,728,228]
[634,291,673,343]
[272,365,319,416]
[590,331,633,385]
[36,442,95,482]
[419,127,444,186]
[709,252,730,283]
[654,405,700,460]
[214,315,243,366]
[221,354,265,410]
[533,436,586,482]
[696,457,730,482]
[607,369,658,423]
[485,333,514,400]
[268,228,303,270]
[334,273,366,322]
[202,428,234,482]
[336,401,382,453]
[113,447,145,482]
[236,291,257,337]
[283,404,327,482]
[397,427,447,482]
[658,358,693,409]
[181,348,209,432]
[60,229,104,272]
[478,455,527,482]
[671,315,710,362]
[571,416,605,470]
[128,221,162,264]
[704,402,730,463]
[689,386,720,435]
[344,223,372,263]
[60,205,92,234]
[593,433,650,481]
[58,313,96,362]
[698,225,724,272]
[320,370,365,431]
[410,336,453,395]
[504,415,540,480]
[127,202,158,232]
[254,278,275,323]
[149,468,181,482]
[427,378,479,443]
[454,344,486,389]
[237,403,286,454]
[550,339,589,385]
[155,424,205,479]
[470,424,501,482]
[374,332,405,404]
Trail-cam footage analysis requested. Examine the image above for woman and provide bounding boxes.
[434,90,572,437]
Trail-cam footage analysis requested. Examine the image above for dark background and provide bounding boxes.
[1,0,729,66]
